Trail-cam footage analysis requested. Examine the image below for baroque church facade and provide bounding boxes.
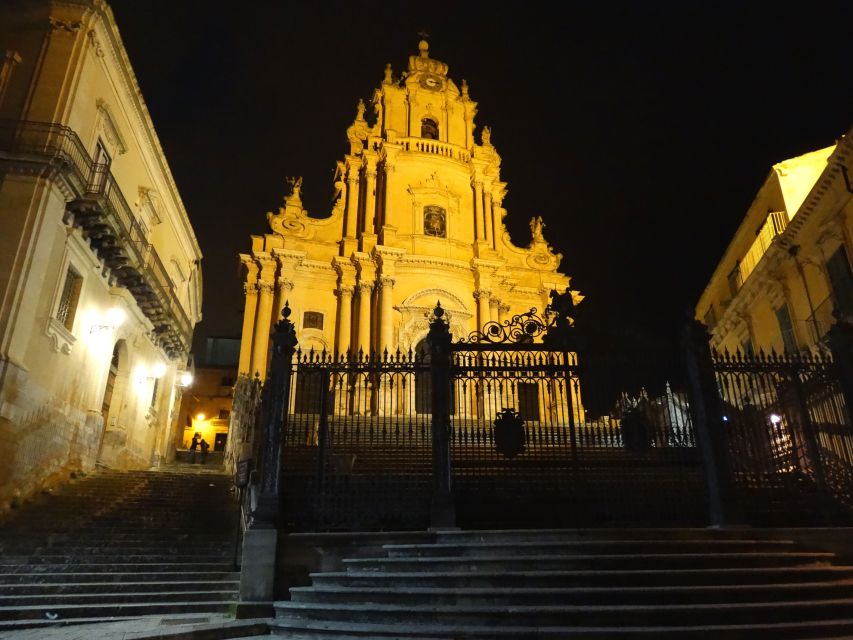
[238,41,579,379]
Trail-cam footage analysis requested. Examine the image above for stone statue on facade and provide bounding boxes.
[529,216,545,243]
[287,176,303,199]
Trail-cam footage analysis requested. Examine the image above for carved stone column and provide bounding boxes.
[238,256,259,375]
[498,302,510,323]
[363,156,377,236]
[357,282,373,354]
[492,191,505,247]
[474,289,491,331]
[345,162,360,239]
[379,277,396,353]
[489,295,500,323]
[473,180,484,241]
[239,282,258,375]
[335,285,354,356]
[274,277,294,325]
[483,190,493,245]
[252,281,275,379]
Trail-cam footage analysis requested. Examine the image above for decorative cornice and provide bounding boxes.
[48,17,83,34]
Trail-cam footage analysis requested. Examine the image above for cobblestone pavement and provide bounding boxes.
[0,614,270,639]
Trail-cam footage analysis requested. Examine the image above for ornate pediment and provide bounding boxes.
[525,216,562,270]
[267,177,312,239]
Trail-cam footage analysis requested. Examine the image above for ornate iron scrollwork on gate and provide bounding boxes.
[494,408,525,458]
[455,287,576,346]
[460,308,549,344]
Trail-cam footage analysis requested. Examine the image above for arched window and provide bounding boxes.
[421,118,439,140]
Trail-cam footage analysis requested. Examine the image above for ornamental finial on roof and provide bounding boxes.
[418,39,429,58]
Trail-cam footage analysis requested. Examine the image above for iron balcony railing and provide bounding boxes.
[0,119,192,355]
[739,211,789,285]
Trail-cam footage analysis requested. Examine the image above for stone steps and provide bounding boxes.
[271,528,853,638]
[382,539,800,556]
[290,581,853,606]
[342,551,837,572]
[269,617,853,639]
[0,468,240,627]
[0,600,234,621]
[0,571,239,584]
[312,565,853,588]
[0,580,240,594]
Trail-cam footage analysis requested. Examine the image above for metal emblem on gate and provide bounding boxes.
[494,408,525,458]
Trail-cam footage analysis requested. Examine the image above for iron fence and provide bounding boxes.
[713,349,853,523]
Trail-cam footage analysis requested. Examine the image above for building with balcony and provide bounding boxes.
[696,127,853,355]
[238,40,580,381]
[0,0,202,510]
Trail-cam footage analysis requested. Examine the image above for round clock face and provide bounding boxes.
[420,73,442,90]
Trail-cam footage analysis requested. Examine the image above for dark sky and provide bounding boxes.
[109,1,852,406]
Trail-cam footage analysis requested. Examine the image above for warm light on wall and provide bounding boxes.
[151,362,167,379]
[178,372,193,387]
[89,307,126,334]
[196,412,205,421]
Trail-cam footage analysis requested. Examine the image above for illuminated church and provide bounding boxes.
[238,41,579,378]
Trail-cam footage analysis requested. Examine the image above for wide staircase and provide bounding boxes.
[0,467,240,632]
[271,528,853,638]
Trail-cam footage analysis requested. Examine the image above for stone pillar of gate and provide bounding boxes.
[427,303,456,529]
[241,301,298,608]
[681,317,734,527]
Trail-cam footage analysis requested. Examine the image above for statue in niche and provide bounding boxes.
[481,126,492,146]
[424,205,446,238]
[529,215,545,243]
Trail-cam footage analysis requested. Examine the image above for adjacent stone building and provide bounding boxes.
[696,127,853,354]
[0,0,202,509]
[238,41,580,380]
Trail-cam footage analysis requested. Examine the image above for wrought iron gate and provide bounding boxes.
[446,308,704,528]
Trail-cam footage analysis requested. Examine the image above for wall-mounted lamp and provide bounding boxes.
[143,361,167,380]
[90,307,126,334]
[177,371,193,387]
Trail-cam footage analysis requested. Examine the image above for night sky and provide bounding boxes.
[108,1,851,408]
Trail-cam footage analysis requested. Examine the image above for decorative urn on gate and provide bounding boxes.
[493,408,525,458]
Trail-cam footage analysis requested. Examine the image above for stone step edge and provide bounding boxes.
[314,565,853,579]
[384,539,800,547]
[275,596,853,613]
[0,617,269,639]
[0,580,240,589]
[344,551,837,562]
[290,579,853,596]
[0,600,237,613]
[268,616,853,638]
[0,589,237,601]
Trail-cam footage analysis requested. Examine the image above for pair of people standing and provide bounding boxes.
[189,432,210,464]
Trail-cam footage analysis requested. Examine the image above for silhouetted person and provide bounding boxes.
[199,438,210,465]
[189,432,200,463]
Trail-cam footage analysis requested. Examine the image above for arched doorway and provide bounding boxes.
[98,340,129,464]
